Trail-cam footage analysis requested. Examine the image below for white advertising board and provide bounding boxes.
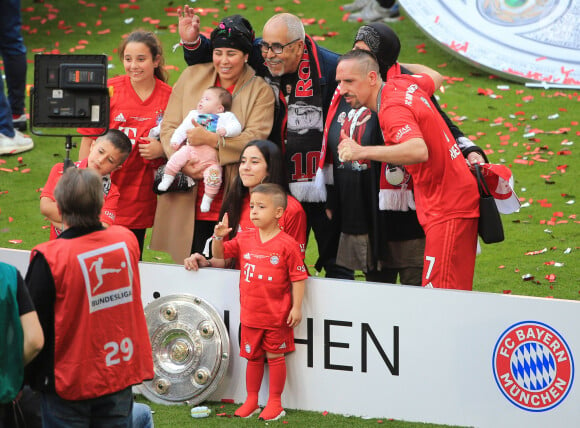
[3,248,579,427]
[399,0,580,87]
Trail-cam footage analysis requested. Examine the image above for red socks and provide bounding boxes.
[235,356,288,421]
[259,356,287,421]
[234,358,264,418]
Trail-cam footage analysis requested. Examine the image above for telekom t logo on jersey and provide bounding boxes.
[77,242,134,313]
[243,263,256,282]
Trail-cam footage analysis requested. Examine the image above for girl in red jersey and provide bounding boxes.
[214,140,307,264]
[78,29,172,257]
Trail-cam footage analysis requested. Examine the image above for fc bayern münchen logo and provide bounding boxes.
[492,321,574,412]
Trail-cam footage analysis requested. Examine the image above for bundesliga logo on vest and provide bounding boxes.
[492,321,574,412]
[78,242,134,313]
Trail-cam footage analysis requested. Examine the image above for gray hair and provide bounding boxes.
[265,13,305,41]
[55,168,103,229]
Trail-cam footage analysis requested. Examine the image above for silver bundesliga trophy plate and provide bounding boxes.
[137,294,230,405]
[399,0,580,87]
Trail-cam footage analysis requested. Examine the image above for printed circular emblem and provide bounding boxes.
[384,165,411,186]
[399,0,580,85]
[492,321,574,412]
[270,256,279,265]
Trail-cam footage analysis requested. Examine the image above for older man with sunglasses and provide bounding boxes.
[177,7,352,280]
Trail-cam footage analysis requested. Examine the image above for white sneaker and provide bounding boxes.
[157,174,175,191]
[342,0,372,12]
[12,114,27,132]
[347,1,394,22]
[0,130,34,155]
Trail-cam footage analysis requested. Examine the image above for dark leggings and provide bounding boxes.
[191,220,216,255]
[377,0,396,8]
[130,228,146,260]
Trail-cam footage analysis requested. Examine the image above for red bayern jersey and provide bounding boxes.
[238,193,307,257]
[41,159,120,240]
[378,74,479,230]
[78,75,172,229]
[223,229,308,329]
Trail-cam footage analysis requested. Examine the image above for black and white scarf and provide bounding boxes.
[267,35,326,202]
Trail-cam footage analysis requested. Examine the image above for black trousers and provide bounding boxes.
[301,202,354,280]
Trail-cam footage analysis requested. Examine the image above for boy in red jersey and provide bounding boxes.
[40,129,131,240]
[337,49,479,290]
[185,183,307,421]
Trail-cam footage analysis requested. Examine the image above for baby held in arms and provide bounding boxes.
[159,86,242,212]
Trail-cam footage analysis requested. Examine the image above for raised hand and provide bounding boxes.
[177,5,201,44]
[214,213,232,239]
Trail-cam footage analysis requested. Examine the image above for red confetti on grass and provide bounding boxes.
[9,240,22,244]
[322,411,329,416]
[525,248,547,255]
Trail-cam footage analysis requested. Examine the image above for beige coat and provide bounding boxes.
[150,63,275,263]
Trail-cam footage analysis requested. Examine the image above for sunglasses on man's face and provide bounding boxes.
[259,38,300,54]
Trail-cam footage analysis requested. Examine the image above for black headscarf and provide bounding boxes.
[353,23,401,79]
[210,15,255,55]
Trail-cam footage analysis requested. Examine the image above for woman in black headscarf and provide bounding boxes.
[151,15,276,262]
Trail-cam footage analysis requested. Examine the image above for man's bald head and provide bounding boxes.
[264,13,305,41]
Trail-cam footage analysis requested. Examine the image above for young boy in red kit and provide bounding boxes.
[185,183,307,421]
[40,129,132,240]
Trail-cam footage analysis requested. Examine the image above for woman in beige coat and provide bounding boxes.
[151,15,275,262]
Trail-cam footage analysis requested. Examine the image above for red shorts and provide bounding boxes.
[240,324,295,359]
[422,218,478,290]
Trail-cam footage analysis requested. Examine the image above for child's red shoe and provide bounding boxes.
[234,402,261,418]
[258,405,286,421]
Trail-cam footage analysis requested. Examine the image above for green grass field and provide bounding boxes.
[1,0,579,426]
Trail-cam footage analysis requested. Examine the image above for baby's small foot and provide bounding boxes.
[200,194,213,212]
[158,174,174,191]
